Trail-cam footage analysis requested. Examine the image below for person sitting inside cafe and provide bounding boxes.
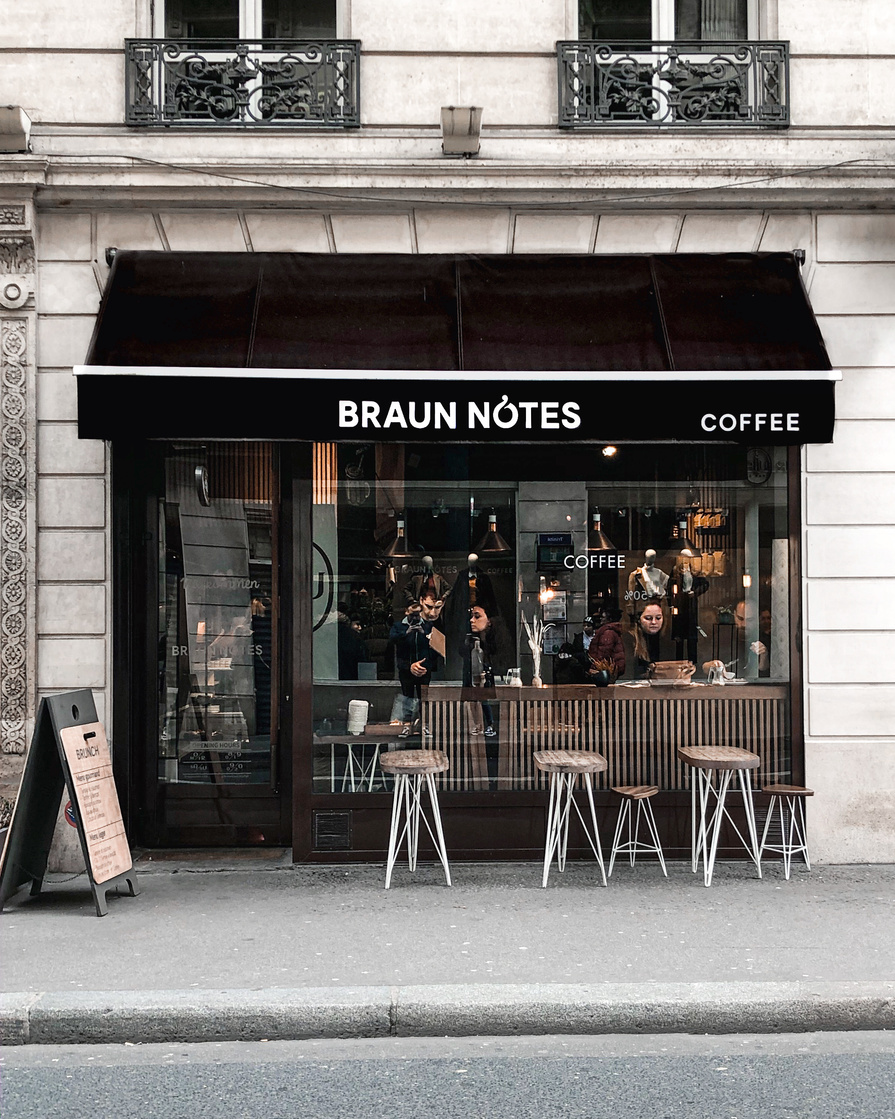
[628,599,673,678]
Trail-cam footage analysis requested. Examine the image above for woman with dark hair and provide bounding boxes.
[460,602,513,789]
[461,603,512,736]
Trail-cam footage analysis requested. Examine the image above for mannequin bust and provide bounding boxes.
[461,552,496,614]
[404,554,453,605]
[628,549,669,601]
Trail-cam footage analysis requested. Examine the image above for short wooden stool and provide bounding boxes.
[378,749,451,889]
[608,785,667,877]
[759,784,814,880]
[533,750,608,888]
[677,745,762,888]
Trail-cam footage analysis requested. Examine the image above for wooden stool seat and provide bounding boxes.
[381,750,451,889]
[612,784,659,800]
[678,744,762,887]
[759,785,813,880]
[534,750,608,774]
[677,745,760,771]
[608,786,666,877]
[534,751,608,888]
[380,749,449,775]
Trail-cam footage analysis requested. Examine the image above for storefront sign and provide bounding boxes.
[75,368,839,445]
[338,397,582,432]
[564,552,626,569]
[0,690,138,918]
[58,722,132,885]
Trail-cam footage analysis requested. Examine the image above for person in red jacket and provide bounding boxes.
[587,606,626,681]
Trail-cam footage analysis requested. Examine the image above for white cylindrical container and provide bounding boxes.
[347,699,369,735]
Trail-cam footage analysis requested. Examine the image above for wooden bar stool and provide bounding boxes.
[533,750,608,888]
[759,784,814,879]
[677,745,762,888]
[379,750,451,889]
[608,785,667,877]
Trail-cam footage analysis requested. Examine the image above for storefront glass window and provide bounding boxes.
[157,444,278,786]
[312,442,793,796]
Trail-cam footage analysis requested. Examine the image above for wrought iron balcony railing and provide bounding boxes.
[126,39,360,127]
[557,41,789,128]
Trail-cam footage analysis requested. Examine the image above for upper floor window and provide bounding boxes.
[162,0,337,39]
[562,0,785,127]
[579,0,750,42]
[129,0,357,126]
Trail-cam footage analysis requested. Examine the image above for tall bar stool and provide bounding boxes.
[608,785,667,877]
[677,745,762,888]
[759,784,814,879]
[379,749,451,890]
[533,750,608,888]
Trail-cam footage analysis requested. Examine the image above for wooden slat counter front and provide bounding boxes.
[420,684,789,792]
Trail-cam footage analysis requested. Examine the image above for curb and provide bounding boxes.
[2,981,894,1045]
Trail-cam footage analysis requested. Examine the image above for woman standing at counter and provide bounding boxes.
[461,604,513,735]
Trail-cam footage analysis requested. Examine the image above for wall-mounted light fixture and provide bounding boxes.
[0,106,32,153]
[441,106,483,157]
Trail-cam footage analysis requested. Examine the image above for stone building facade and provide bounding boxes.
[1,0,893,862]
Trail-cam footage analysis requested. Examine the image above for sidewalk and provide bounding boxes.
[1,855,894,1044]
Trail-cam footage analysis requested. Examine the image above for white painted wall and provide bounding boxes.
[803,215,895,862]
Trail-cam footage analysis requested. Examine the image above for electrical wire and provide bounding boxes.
[45,150,890,211]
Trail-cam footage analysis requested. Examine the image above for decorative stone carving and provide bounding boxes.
[0,277,30,310]
[0,238,35,274]
[0,207,26,226]
[1,316,30,754]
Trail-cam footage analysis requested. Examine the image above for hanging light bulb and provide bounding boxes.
[382,514,415,558]
[538,575,555,604]
[588,508,616,552]
[475,509,511,554]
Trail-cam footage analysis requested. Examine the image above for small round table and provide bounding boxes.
[379,749,451,889]
[533,750,608,888]
[677,745,762,888]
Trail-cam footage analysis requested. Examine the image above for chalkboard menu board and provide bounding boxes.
[0,690,138,917]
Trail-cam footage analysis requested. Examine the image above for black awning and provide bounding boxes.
[78,251,836,443]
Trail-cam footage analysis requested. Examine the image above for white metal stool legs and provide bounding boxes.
[678,746,762,888]
[608,789,666,877]
[691,766,762,887]
[384,770,451,889]
[759,787,812,879]
[541,771,607,888]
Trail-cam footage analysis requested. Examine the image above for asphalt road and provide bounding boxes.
[3,1032,894,1119]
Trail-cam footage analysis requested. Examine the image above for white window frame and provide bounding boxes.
[151,0,348,39]
[570,0,765,41]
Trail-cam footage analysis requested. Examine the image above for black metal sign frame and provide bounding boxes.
[0,691,138,918]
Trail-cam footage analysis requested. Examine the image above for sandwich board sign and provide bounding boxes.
[0,690,138,917]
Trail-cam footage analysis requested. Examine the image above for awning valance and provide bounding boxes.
[77,251,836,443]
